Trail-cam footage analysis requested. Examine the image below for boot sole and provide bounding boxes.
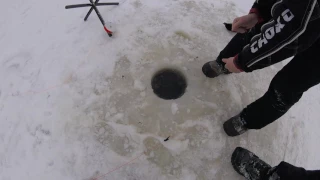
[231,147,272,179]
[231,147,251,176]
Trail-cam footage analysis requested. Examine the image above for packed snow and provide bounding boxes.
[1,0,320,180]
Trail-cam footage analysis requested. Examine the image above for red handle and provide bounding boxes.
[104,26,113,37]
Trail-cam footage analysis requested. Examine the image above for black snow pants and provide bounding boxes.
[269,162,320,180]
[217,22,320,130]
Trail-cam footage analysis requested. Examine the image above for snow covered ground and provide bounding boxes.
[1,0,320,179]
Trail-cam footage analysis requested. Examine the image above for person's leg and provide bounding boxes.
[202,24,263,78]
[273,162,320,180]
[216,32,252,64]
[224,39,320,136]
[202,32,251,78]
[243,39,320,129]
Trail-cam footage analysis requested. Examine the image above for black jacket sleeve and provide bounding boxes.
[235,0,318,72]
[251,0,277,21]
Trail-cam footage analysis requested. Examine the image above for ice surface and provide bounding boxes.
[171,103,179,115]
[1,0,320,180]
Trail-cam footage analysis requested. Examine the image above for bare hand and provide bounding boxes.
[232,14,259,33]
[222,57,242,73]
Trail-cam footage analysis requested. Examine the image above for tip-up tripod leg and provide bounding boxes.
[84,0,100,21]
[65,4,92,9]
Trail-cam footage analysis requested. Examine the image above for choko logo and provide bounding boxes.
[251,9,295,53]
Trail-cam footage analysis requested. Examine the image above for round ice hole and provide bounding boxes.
[151,68,187,100]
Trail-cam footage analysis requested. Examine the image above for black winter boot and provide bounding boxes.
[232,147,272,180]
[202,59,230,78]
[223,114,248,137]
